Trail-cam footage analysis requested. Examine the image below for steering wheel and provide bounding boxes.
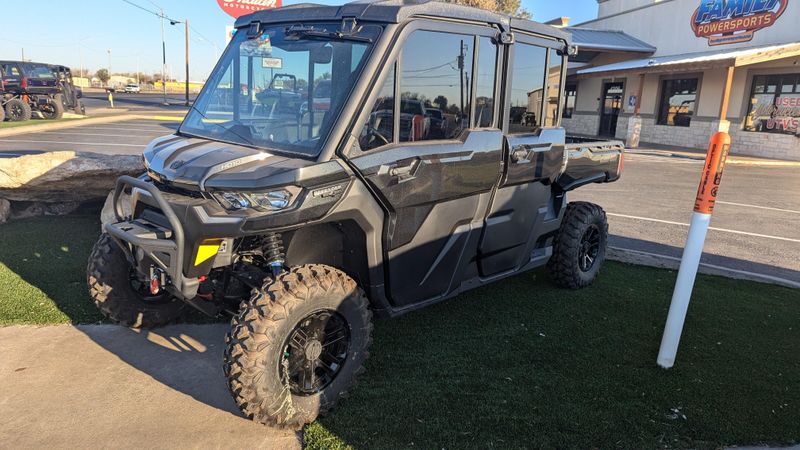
[365,126,389,146]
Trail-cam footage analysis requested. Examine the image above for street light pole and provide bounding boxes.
[160,8,168,105]
[185,18,190,107]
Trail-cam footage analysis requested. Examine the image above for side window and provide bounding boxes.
[475,36,498,128]
[400,30,473,142]
[359,62,395,151]
[546,49,563,126]
[507,43,547,133]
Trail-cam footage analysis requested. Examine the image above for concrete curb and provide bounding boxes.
[607,246,800,289]
[627,150,800,167]
[0,113,141,138]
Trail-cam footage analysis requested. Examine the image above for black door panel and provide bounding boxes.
[503,128,566,186]
[479,182,562,277]
[352,129,503,305]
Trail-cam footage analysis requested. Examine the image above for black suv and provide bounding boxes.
[89,0,624,429]
[0,61,81,121]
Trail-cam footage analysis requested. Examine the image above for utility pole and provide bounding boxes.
[458,40,465,121]
[107,49,112,74]
[160,8,168,105]
[185,18,190,107]
[136,56,140,85]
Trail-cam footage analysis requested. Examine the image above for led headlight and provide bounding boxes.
[214,189,293,212]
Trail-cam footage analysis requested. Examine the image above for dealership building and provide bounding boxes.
[560,0,800,160]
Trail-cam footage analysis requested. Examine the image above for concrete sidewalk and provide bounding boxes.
[0,324,301,450]
[628,145,800,166]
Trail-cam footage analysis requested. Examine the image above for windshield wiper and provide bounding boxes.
[284,24,373,43]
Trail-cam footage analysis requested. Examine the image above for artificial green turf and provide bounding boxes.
[0,215,103,324]
[1,215,798,448]
[305,264,799,449]
[0,117,83,129]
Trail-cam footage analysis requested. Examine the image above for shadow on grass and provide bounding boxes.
[1,215,799,448]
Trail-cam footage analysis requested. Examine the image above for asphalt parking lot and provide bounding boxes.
[574,152,800,286]
[0,117,179,155]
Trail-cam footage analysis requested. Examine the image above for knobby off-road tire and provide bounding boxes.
[87,233,185,328]
[4,98,31,121]
[547,202,609,289]
[224,264,373,429]
[40,95,64,120]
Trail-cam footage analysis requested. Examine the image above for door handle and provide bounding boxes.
[388,159,420,180]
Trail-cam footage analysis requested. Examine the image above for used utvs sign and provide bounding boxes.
[691,0,788,46]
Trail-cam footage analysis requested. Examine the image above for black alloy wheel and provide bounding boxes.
[578,224,601,272]
[281,310,351,396]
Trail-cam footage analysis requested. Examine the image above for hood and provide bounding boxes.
[143,134,316,191]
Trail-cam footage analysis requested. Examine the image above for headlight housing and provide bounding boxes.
[213,189,293,212]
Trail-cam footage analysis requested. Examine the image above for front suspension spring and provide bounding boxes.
[263,232,285,277]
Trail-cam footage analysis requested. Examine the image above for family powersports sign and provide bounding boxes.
[691,0,789,46]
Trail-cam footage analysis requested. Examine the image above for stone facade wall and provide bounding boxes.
[563,112,600,137]
[563,112,800,160]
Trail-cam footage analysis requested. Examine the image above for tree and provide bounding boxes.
[95,69,110,85]
[434,95,449,111]
[439,0,530,18]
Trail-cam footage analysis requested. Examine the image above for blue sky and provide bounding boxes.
[0,0,597,81]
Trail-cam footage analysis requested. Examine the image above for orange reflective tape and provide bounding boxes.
[694,132,731,215]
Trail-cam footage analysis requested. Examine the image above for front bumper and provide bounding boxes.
[104,175,241,300]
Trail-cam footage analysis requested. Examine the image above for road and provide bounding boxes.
[573,152,800,286]
[2,115,798,286]
[81,90,198,113]
[0,117,179,155]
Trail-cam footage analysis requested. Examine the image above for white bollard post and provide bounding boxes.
[657,132,731,369]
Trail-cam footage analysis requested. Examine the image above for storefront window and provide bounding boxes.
[563,83,577,119]
[744,74,800,135]
[657,78,698,127]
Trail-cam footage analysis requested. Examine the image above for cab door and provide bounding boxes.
[478,36,569,277]
[347,23,503,307]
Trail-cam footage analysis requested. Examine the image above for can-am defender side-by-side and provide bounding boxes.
[88,0,623,429]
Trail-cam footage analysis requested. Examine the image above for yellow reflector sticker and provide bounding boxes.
[194,241,221,266]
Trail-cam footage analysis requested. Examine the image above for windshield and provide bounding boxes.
[180,23,381,157]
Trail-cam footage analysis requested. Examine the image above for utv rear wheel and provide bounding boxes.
[5,98,31,121]
[40,95,64,120]
[74,99,86,115]
[224,264,373,429]
[87,233,185,328]
[547,202,608,289]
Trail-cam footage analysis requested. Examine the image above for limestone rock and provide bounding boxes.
[0,151,143,203]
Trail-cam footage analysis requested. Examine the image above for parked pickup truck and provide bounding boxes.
[89,0,624,429]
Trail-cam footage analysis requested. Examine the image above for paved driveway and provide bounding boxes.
[0,324,301,449]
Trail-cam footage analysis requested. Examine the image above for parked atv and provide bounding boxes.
[0,61,82,121]
[88,0,624,429]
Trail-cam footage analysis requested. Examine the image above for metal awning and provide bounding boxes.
[577,42,800,78]
[567,28,657,53]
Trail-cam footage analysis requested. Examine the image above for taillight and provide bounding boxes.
[21,77,28,89]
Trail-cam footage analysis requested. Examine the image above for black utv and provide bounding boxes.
[89,0,623,429]
[0,61,81,121]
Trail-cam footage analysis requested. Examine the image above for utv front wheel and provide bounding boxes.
[224,264,373,429]
[547,202,609,289]
[87,234,185,328]
[4,98,31,122]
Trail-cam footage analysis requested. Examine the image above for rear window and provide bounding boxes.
[20,64,56,79]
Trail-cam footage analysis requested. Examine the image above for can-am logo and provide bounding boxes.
[217,0,281,19]
[691,0,788,46]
